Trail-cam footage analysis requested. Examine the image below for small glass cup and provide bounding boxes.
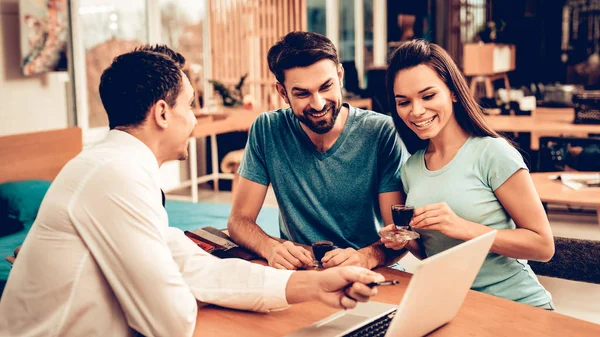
[391,205,415,229]
[378,226,420,241]
[311,240,337,269]
[379,205,420,241]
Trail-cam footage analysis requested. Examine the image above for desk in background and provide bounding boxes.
[484,108,600,150]
[165,108,261,202]
[192,265,600,337]
[532,172,600,224]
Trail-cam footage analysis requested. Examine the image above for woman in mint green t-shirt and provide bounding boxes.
[380,40,555,309]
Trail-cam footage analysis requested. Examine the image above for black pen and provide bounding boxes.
[367,280,400,287]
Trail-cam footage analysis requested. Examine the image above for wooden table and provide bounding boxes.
[191,266,600,337]
[532,172,600,224]
[484,108,600,150]
[164,107,262,202]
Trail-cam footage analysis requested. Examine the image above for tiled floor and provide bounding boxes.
[180,186,600,325]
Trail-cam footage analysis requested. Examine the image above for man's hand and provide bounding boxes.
[268,240,314,270]
[286,266,385,310]
[312,266,385,309]
[5,246,21,265]
[321,248,369,268]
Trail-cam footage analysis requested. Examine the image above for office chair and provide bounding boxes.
[538,136,600,172]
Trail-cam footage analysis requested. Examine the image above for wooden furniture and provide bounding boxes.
[484,107,600,150]
[0,128,83,265]
[531,172,600,225]
[193,108,261,139]
[192,265,600,337]
[0,128,82,184]
[208,0,306,110]
[463,43,516,98]
[165,108,262,202]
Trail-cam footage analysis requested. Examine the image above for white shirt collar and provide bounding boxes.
[104,129,160,169]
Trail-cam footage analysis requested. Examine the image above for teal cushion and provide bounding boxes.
[165,200,281,238]
[0,180,51,237]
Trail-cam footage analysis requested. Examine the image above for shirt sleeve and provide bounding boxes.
[377,119,409,193]
[238,114,270,186]
[480,137,528,191]
[165,227,293,313]
[400,164,409,195]
[68,161,197,337]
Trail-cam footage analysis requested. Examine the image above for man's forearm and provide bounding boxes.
[358,242,408,269]
[285,271,319,304]
[227,216,279,259]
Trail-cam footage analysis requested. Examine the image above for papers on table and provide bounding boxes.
[556,173,600,190]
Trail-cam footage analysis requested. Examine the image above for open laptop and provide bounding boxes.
[286,230,497,337]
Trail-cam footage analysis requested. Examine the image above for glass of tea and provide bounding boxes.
[311,240,337,269]
[379,205,420,241]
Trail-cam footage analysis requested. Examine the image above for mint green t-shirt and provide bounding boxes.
[401,136,551,307]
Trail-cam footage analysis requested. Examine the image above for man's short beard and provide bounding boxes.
[306,102,340,134]
[293,99,342,134]
[177,152,188,161]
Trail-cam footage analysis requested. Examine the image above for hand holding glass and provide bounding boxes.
[379,205,420,241]
[312,241,337,268]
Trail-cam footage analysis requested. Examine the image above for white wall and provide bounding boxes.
[0,0,69,136]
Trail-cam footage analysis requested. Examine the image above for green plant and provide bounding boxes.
[209,73,248,107]
[475,20,507,43]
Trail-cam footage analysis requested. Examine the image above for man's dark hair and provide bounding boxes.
[267,31,339,84]
[99,44,186,129]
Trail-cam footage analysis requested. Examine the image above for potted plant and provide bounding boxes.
[209,73,248,107]
[463,20,515,77]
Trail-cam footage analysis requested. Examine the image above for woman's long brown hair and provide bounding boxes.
[386,39,503,154]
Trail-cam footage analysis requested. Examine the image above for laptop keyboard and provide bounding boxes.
[343,309,397,337]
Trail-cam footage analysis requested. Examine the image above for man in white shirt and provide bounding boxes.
[0,45,385,337]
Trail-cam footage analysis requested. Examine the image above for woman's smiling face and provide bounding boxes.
[393,64,456,140]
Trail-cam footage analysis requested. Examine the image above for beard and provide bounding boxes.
[177,137,191,161]
[177,151,188,161]
[294,99,342,134]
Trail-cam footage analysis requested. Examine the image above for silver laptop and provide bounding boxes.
[286,230,497,337]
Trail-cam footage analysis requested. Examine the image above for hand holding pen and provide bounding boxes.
[367,280,400,288]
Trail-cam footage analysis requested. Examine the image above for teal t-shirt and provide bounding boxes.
[401,136,551,306]
[239,104,409,249]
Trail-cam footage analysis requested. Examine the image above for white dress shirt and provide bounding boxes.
[0,130,293,337]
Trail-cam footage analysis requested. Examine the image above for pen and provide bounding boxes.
[367,280,400,287]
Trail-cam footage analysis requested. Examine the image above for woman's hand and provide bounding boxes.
[379,224,410,250]
[410,202,472,240]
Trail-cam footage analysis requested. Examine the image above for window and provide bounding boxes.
[71,0,209,144]
[159,0,205,110]
[339,1,355,62]
[307,0,326,36]
[364,0,374,72]
[77,0,148,129]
